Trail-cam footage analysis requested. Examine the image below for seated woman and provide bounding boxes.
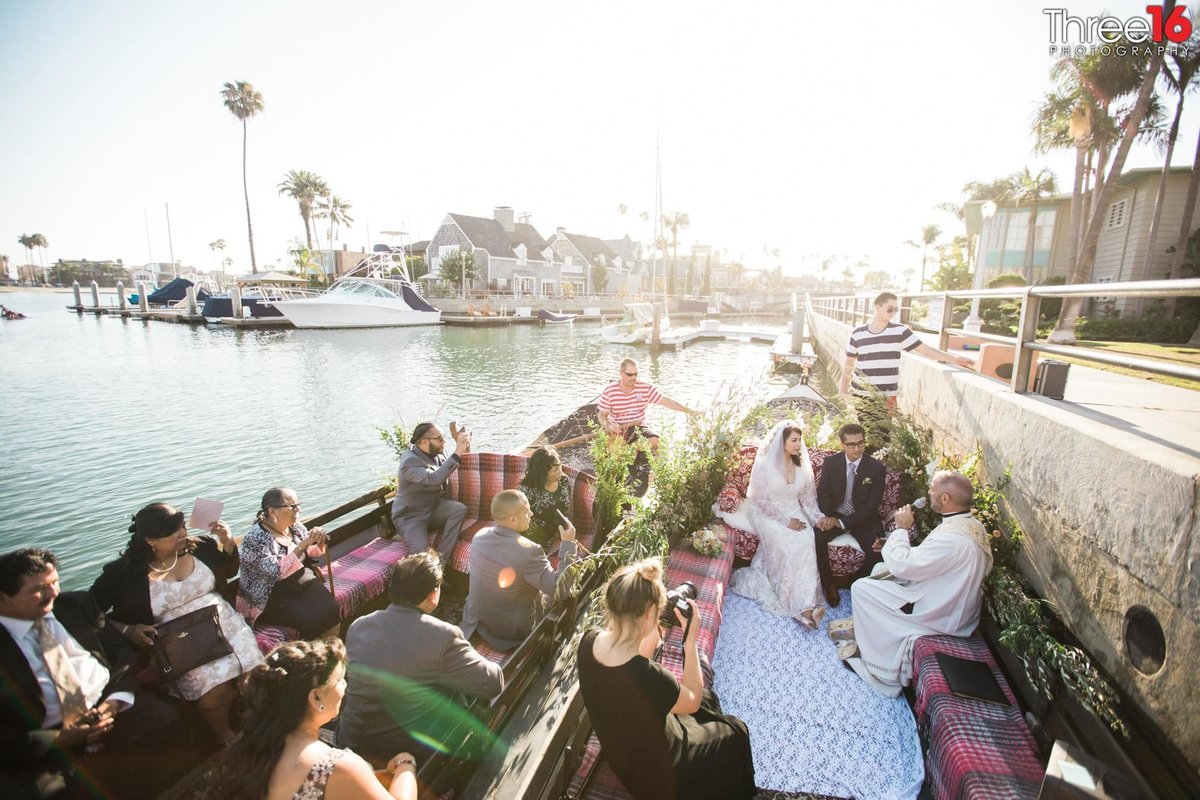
[237,487,340,639]
[729,419,828,629]
[576,559,755,800]
[91,502,264,745]
[204,638,417,800]
[519,446,571,549]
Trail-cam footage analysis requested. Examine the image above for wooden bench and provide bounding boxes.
[714,445,903,580]
[912,634,1043,799]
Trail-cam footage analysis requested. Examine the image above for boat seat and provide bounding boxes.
[317,536,410,620]
[443,453,596,576]
[714,445,902,578]
[912,635,1043,799]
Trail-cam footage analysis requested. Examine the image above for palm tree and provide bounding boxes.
[1001,167,1058,283]
[31,234,49,283]
[905,224,941,290]
[278,170,329,251]
[1046,44,1168,342]
[661,212,689,296]
[315,195,353,280]
[209,239,227,287]
[221,80,265,273]
[17,234,35,282]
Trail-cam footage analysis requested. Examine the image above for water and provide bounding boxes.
[0,291,791,589]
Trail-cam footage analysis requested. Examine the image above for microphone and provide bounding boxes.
[892,497,927,518]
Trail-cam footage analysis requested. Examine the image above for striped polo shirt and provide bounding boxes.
[846,322,921,397]
[598,380,662,425]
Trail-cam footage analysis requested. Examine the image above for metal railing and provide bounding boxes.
[809,279,1200,394]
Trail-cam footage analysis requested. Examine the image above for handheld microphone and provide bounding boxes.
[892,497,927,518]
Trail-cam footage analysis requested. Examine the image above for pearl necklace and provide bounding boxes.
[149,551,180,575]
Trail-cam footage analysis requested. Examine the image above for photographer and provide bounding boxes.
[576,558,755,800]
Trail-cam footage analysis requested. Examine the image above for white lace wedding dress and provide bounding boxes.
[729,420,826,619]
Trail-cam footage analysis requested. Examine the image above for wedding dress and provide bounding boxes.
[729,420,826,620]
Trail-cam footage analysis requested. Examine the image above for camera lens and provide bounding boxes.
[660,582,698,627]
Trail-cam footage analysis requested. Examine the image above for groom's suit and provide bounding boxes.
[815,451,886,592]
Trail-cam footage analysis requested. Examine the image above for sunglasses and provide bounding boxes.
[622,371,638,377]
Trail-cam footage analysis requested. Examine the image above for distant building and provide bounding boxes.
[968,166,1200,315]
[427,206,555,296]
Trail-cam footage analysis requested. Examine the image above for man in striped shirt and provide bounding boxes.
[838,292,972,403]
[597,358,695,452]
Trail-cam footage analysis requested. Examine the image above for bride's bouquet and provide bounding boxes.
[689,526,725,558]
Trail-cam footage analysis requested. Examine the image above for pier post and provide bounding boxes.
[186,286,198,317]
[90,281,100,309]
[116,282,126,312]
[230,284,242,319]
[790,293,805,353]
[1012,287,1040,394]
[138,282,149,312]
[71,281,82,311]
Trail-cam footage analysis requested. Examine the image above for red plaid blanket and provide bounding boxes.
[445,454,596,574]
[254,624,300,656]
[318,537,409,619]
[913,636,1042,800]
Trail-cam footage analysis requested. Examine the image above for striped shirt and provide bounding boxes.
[598,381,662,425]
[846,323,921,397]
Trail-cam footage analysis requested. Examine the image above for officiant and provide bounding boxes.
[840,471,993,697]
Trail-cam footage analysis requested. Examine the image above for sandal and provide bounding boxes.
[836,639,859,660]
[829,619,855,641]
[812,607,827,628]
[796,610,818,630]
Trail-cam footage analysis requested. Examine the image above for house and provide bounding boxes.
[967,166,1200,315]
[427,206,558,296]
[544,228,640,295]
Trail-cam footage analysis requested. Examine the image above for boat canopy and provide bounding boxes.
[147,278,210,304]
[238,270,308,285]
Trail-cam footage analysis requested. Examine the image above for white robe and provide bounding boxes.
[850,513,992,689]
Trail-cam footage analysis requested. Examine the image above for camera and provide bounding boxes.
[660,582,697,627]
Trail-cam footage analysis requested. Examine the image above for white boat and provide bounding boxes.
[272,243,441,329]
[600,302,668,344]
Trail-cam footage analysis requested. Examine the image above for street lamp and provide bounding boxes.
[963,199,997,332]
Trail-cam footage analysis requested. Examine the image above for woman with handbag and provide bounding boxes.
[237,487,340,639]
[91,502,264,746]
[202,638,417,800]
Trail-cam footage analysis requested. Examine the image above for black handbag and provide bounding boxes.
[151,604,233,679]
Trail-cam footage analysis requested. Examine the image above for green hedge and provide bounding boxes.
[1074,316,1198,343]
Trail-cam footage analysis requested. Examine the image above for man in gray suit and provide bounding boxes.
[337,551,503,763]
[462,490,579,651]
[391,421,471,561]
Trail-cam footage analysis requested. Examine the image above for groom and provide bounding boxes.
[814,424,885,606]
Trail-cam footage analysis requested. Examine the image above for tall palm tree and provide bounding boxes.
[1001,167,1058,283]
[17,234,35,282]
[315,195,353,279]
[31,234,49,283]
[221,80,265,273]
[661,211,689,296]
[278,170,329,251]
[209,239,227,287]
[904,224,941,290]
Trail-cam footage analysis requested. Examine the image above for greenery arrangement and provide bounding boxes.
[688,526,725,558]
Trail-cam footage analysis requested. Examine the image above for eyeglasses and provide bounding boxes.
[423,435,445,443]
[622,371,638,377]
[273,503,302,511]
[842,440,866,448]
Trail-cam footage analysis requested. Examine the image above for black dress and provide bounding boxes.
[520,476,571,549]
[576,630,755,800]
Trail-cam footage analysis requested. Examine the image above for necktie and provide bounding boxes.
[33,618,88,726]
[839,462,857,516]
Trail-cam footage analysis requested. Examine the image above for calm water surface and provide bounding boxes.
[0,291,791,589]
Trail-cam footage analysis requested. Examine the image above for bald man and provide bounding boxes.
[842,470,993,697]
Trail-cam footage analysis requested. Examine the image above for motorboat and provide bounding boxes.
[272,243,441,329]
[201,273,317,323]
[599,302,667,343]
[536,308,576,325]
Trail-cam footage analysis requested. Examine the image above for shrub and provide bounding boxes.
[1074,316,1198,343]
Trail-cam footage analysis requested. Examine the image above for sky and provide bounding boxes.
[2,0,1196,284]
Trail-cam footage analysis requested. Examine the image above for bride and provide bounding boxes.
[729,420,827,629]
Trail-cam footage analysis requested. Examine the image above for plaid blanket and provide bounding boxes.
[318,536,409,619]
[254,624,300,656]
[913,635,1042,800]
[446,453,596,574]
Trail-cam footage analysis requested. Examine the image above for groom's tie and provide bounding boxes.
[838,462,856,517]
[33,617,88,726]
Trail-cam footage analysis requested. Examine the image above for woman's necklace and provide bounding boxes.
[149,550,180,575]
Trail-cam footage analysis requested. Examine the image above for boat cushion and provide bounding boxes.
[913,635,1042,800]
[317,536,409,620]
[443,453,596,576]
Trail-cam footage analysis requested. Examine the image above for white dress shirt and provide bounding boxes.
[837,456,862,529]
[0,613,132,727]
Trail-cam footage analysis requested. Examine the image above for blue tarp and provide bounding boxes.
[146,277,211,305]
[401,284,438,312]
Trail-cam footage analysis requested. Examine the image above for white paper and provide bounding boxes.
[188,497,225,531]
[1059,761,1097,791]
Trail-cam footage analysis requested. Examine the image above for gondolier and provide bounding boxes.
[597,358,695,452]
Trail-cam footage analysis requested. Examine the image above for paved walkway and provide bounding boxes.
[918,332,1200,462]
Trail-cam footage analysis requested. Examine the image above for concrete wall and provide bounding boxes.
[808,312,1200,771]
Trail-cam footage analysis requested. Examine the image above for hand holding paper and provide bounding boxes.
[189,497,225,531]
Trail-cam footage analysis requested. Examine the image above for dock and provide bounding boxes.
[441,314,540,327]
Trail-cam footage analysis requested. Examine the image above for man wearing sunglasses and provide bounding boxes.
[392,422,472,562]
[597,358,695,453]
